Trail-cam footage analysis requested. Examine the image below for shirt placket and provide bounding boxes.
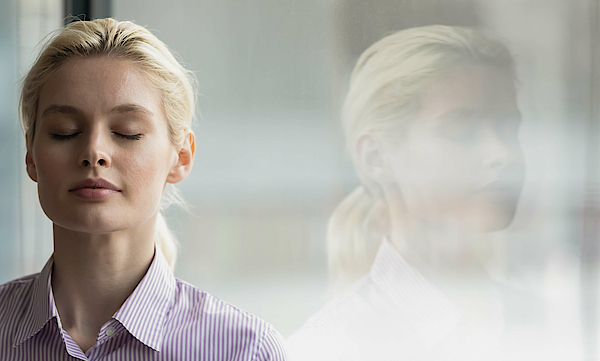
[85,319,125,360]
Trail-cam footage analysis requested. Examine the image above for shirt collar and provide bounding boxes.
[113,245,176,352]
[369,238,462,347]
[12,245,176,352]
[12,256,58,348]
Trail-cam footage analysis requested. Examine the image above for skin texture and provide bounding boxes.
[26,57,195,352]
[357,64,524,275]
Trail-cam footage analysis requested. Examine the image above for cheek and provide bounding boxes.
[399,138,479,197]
[33,143,72,187]
[30,142,76,222]
[389,137,488,226]
[118,142,172,195]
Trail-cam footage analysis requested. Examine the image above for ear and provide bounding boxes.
[355,133,394,184]
[166,131,196,184]
[25,141,38,183]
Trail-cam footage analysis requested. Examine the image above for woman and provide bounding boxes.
[287,25,558,360]
[0,18,287,360]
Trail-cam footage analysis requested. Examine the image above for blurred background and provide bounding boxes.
[1,0,599,358]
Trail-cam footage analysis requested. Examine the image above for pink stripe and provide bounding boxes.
[0,247,288,360]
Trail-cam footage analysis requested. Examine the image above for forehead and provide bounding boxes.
[418,65,517,121]
[37,57,163,119]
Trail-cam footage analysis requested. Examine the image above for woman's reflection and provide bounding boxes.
[288,25,534,361]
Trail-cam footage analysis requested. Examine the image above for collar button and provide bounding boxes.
[105,326,115,337]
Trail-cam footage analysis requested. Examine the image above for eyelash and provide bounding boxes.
[51,133,79,140]
[50,133,143,140]
[116,133,143,140]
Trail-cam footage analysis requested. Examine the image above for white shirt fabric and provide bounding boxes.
[287,238,581,361]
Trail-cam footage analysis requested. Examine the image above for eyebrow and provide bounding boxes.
[436,108,522,122]
[40,103,154,118]
[435,108,478,121]
[41,104,81,118]
[110,104,154,116]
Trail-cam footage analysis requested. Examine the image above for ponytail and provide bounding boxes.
[155,183,189,271]
[155,212,179,271]
[327,186,388,296]
[330,26,515,296]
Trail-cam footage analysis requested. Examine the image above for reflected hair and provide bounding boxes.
[329,25,515,296]
[19,18,198,270]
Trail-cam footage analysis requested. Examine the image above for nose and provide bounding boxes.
[77,129,111,168]
[481,129,512,170]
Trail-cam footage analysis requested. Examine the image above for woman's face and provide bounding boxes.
[27,57,183,234]
[385,65,525,232]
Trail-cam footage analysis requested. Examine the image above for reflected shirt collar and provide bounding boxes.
[368,237,462,347]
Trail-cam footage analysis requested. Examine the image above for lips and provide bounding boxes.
[70,178,120,191]
[476,179,523,199]
[480,180,514,192]
[69,178,121,200]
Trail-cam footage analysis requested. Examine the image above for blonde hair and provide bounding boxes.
[20,18,198,270]
[329,25,515,295]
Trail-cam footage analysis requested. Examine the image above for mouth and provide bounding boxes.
[69,178,121,192]
[482,182,512,191]
[476,179,522,197]
[68,178,121,201]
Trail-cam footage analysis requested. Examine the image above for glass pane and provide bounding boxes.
[1,0,597,359]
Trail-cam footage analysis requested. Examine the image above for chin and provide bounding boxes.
[468,196,520,233]
[56,217,131,234]
[42,204,133,234]
[476,212,516,232]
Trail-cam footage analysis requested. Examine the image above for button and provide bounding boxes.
[105,326,115,337]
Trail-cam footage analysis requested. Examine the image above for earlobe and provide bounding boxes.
[25,150,38,183]
[166,131,196,184]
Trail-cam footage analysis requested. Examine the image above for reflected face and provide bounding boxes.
[387,65,525,231]
[28,57,178,233]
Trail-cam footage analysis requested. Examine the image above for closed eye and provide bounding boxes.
[115,133,143,140]
[51,133,80,140]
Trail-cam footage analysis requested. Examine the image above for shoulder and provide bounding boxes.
[0,273,38,290]
[0,274,38,314]
[0,274,38,336]
[286,275,381,361]
[170,278,268,331]
[294,274,378,331]
[167,278,288,361]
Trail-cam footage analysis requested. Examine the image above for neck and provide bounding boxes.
[50,214,157,352]
[386,202,501,320]
[392,216,490,273]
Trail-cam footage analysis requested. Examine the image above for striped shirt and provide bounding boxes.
[287,238,577,361]
[0,246,288,360]
[287,238,467,361]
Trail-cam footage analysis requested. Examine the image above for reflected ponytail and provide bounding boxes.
[327,186,388,296]
[328,25,515,294]
[20,19,198,271]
